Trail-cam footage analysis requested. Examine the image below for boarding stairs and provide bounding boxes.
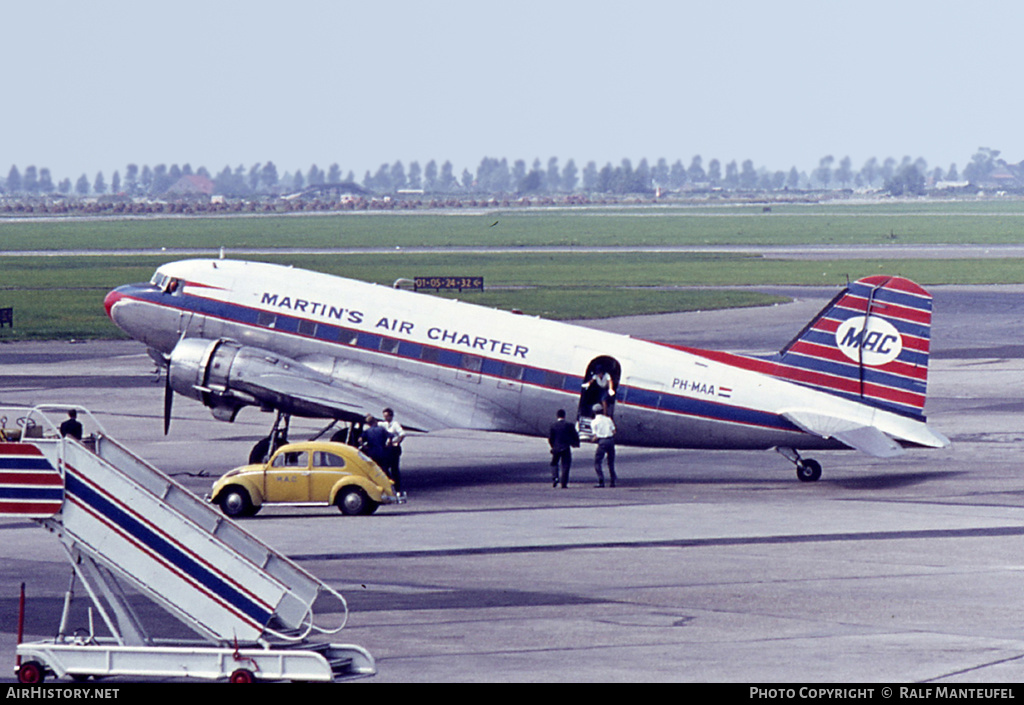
[2,405,375,683]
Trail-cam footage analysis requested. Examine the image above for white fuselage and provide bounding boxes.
[107,259,943,454]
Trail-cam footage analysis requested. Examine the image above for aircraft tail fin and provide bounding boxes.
[775,276,933,419]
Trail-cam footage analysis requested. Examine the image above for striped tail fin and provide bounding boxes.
[774,276,932,418]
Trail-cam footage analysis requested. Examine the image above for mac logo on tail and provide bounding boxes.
[835,315,902,366]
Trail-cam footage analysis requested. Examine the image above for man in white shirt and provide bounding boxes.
[591,406,617,488]
[381,408,406,495]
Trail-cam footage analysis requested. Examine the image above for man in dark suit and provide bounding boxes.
[548,409,580,488]
[59,410,83,440]
[359,415,391,470]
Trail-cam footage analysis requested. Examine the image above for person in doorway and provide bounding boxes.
[548,409,580,488]
[591,405,616,488]
[585,364,616,416]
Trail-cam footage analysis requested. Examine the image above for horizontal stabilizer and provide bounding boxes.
[783,410,903,458]
[832,426,904,458]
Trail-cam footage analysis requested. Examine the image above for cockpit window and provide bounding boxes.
[149,271,181,294]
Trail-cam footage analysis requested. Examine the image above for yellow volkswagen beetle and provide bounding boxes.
[209,441,400,517]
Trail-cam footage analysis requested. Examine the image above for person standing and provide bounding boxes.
[548,409,580,488]
[591,405,617,488]
[380,407,406,494]
[60,410,83,440]
[359,415,390,471]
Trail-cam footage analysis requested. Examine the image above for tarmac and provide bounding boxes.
[1,285,1023,683]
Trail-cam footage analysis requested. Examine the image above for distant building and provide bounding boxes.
[933,180,970,191]
[165,174,215,197]
[283,182,369,200]
[986,166,1018,188]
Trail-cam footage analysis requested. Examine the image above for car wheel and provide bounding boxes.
[337,487,377,516]
[17,662,45,684]
[219,486,257,518]
[229,668,256,683]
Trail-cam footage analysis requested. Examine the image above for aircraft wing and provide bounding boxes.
[782,410,904,458]
[246,371,367,416]
[165,339,438,431]
[239,367,437,433]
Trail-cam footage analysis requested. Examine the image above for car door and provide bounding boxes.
[311,449,348,502]
[264,449,311,502]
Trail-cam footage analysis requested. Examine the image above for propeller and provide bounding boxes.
[163,369,173,435]
[153,335,186,436]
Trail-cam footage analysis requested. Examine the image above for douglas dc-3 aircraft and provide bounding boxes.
[104,259,949,482]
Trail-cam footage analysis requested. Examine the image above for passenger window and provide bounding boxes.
[460,354,483,372]
[315,451,346,468]
[272,451,308,468]
[544,371,567,390]
[502,362,524,380]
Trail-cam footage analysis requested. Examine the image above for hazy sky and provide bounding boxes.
[3,0,1021,183]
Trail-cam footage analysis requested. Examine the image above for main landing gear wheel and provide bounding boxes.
[249,411,291,464]
[796,458,822,482]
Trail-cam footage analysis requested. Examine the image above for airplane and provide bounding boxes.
[103,259,949,482]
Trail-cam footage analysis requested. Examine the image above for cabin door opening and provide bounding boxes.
[578,355,621,425]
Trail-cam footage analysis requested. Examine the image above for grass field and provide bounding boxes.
[4,201,1024,250]
[1,201,1022,340]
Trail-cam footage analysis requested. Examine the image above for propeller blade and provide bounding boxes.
[163,372,173,435]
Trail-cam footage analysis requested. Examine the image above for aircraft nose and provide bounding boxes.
[104,287,126,320]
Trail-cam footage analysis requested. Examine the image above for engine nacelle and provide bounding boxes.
[167,338,350,422]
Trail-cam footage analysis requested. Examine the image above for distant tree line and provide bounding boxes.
[1,148,1016,199]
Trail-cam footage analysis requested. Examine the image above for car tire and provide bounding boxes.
[17,662,45,684]
[218,486,258,518]
[336,487,378,516]
[229,668,256,683]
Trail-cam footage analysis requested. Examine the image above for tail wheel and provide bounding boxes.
[17,661,45,684]
[796,458,822,482]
